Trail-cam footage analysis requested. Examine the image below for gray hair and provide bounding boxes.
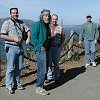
[40,9,51,22]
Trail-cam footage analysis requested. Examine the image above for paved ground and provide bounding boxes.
[0,64,100,100]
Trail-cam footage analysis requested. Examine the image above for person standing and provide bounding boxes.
[45,14,65,83]
[31,9,51,95]
[0,8,31,94]
[79,14,99,68]
[0,60,1,85]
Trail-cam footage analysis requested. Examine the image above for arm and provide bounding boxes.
[0,34,21,43]
[79,25,85,45]
[22,23,31,44]
[95,23,99,40]
[31,22,39,53]
[1,34,14,42]
[94,23,99,44]
[26,30,31,44]
[60,28,65,46]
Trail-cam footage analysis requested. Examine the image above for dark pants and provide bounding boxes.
[47,46,60,80]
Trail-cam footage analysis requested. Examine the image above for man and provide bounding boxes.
[79,14,99,68]
[31,9,51,95]
[46,14,65,83]
[0,8,31,94]
[0,61,1,86]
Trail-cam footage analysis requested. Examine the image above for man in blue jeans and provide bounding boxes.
[31,9,51,95]
[79,14,99,68]
[45,14,65,83]
[0,8,31,94]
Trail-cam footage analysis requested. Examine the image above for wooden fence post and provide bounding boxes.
[68,30,74,59]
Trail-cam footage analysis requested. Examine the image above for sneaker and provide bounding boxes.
[85,63,90,68]
[36,87,49,96]
[17,84,25,90]
[91,62,96,67]
[6,88,14,94]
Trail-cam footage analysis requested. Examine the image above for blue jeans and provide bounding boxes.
[36,51,46,88]
[47,46,60,80]
[84,40,96,64]
[5,44,24,89]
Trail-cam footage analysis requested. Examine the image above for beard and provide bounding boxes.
[11,15,18,20]
[44,20,49,24]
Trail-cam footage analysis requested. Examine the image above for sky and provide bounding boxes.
[0,0,100,25]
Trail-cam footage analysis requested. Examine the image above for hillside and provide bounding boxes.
[0,17,35,31]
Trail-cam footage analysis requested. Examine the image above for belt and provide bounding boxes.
[6,43,22,46]
[51,44,60,46]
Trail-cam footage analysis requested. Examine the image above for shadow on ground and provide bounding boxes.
[45,66,86,91]
[22,70,37,87]
[0,65,86,90]
[95,55,100,65]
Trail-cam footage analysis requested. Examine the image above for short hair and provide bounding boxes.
[52,14,58,20]
[10,8,18,14]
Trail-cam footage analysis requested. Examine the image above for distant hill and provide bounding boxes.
[0,17,35,31]
[63,25,82,28]
[0,18,83,32]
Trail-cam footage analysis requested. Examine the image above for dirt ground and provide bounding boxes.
[0,54,86,87]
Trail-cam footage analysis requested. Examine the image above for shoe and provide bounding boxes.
[36,87,49,96]
[85,63,90,68]
[91,62,96,67]
[45,79,53,84]
[6,88,14,94]
[17,84,25,90]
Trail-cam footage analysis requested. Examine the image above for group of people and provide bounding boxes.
[0,8,99,96]
[0,8,65,95]
[31,10,65,95]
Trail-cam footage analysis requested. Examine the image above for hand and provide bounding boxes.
[41,46,45,51]
[26,38,30,44]
[94,39,97,44]
[13,36,22,43]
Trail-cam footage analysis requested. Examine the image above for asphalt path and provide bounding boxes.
[0,65,100,100]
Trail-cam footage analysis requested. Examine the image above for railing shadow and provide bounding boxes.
[22,70,37,87]
[45,66,86,91]
[95,55,100,65]
[23,80,36,87]
[21,70,36,78]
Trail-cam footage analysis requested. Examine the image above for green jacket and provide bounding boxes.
[79,22,99,41]
[31,21,51,53]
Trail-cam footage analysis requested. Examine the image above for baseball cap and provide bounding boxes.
[86,14,92,18]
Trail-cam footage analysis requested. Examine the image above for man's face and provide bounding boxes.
[42,13,50,24]
[87,17,92,22]
[52,15,58,26]
[10,9,19,20]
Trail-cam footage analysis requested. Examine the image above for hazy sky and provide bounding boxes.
[0,0,100,25]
